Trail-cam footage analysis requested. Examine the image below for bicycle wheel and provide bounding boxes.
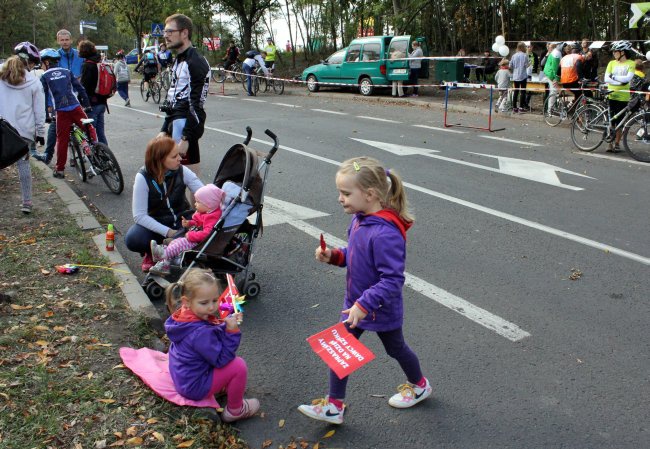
[544,95,566,126]
[571,105,606,151]
[232,64,243,82]
[92,143,124,194]
[212,64,225,83]
[161,70,171,91]
[622,111,650,162]
[140,81,149,102]
[70,138,87,182]
[273,78,285,95]
[253,77,260,95]
[151,81,161,104]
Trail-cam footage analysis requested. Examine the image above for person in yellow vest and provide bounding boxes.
[263,37,280,70]
[604,40,636,152]
[560,42,584,109]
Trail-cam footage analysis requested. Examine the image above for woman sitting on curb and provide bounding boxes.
[125,136,204,272]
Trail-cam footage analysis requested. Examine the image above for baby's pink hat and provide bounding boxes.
[195,184,225,211]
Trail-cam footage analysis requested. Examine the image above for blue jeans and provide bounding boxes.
[117,81,129,101]
[243,63,254,95]
[42,121,56,162]
[89,104,107,145]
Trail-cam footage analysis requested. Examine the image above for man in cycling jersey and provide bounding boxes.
[560,42,584,107]
[223,41,240,80]
[157,13,210,177]
[135,49,160,98]
[158,43,172,69]
[39,48,93,178]
[242,50,269,96]
[263,37,280,70]
[543,42,563,112]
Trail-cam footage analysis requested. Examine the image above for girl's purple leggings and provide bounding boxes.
[329,325,423,400]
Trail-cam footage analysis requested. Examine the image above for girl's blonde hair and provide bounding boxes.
[0,56,27,86]
[338,157,414,223]
[165,268,221,314]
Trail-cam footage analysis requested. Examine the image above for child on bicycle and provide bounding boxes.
[165,268,260,422]
[298,157,431,425]
[39,48,93,178]
[242,50,269,96]
[494,58,512,112]
[150,183,226,275]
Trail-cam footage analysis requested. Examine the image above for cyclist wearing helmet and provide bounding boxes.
[543,42,563,111]
[134,49,160,98]
[13,41,41,72]
[56,29,84,79]
[560,42,584,105]
[242,49,269,96]
[0,53,46,214]
[263,37,280,70]
[40,48,94,178]
[158,43,172,69]
[604,40,636,152]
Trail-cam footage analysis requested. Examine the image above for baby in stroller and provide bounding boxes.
[149,184,226,275]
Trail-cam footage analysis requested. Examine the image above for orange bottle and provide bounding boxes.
[106,224,115,251]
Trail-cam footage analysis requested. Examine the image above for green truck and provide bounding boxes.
[301,35,428,96]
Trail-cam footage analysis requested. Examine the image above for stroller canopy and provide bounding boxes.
[214,143,264,208]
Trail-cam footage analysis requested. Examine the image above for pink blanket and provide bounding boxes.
[119,347,219,408]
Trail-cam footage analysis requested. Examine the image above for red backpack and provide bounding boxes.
[95,61,117,97]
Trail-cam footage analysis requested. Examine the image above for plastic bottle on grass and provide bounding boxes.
[106,224,115,251]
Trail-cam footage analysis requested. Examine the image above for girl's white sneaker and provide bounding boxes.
[388,377,432,408]
[298,397,344,424]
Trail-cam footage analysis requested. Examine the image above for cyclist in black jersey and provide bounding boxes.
[157,13,210,178]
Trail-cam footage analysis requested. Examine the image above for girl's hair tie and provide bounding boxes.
[353,161,361,172]
[385,168,391,176]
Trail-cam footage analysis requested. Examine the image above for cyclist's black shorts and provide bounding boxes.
[264,60,274,69]
[143,68,158,82]
[609,99,627,126]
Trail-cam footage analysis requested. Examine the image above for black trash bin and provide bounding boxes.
[434,58,464,83]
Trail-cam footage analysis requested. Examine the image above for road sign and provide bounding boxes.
[151,23,164,37]
[79,20,97,35]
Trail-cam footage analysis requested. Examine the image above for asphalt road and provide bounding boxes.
[65,86,649,448]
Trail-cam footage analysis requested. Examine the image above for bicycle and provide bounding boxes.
[160,66,172,91]
[68,118,124,194]
[241,65,284,95]
[544,81,602,126]
[139,74,161,104]
[571,88,650,162]
[212,61,243,83]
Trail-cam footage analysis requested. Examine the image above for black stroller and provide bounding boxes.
[141,127,279,303]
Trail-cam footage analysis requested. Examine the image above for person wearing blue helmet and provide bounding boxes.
[39,48,93,178]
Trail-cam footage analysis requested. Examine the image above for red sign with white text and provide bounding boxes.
[306,322,375,379]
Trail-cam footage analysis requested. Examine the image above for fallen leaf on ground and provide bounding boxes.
[176,440,194,448]
[279,419,285,428]
[97,398,116,404]
[261,440,273,449]
[322,430,335,438]
[152,432,164,442]
[10,304,32,310]
[125,437,143,446]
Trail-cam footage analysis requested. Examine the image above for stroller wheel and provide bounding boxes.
[146,282,165,302]
[244,281,261,299]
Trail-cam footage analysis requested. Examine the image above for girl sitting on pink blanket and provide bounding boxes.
[164,268,259,422]
[150,183,225,275]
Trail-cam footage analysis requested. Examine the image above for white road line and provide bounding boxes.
[573,151,650,166]
[273,103,302,108]
[243,98,266,103]
[311,109,348,115]
[286,219,530,341]
[413,124,466,134]
[357,115,401,123]
[114,105,650,266]
[479,135,542,147]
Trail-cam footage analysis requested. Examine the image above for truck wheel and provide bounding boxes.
[359,77,373,96]
[307,75,320,92]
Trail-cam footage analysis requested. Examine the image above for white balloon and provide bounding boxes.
[498,45,510,57]
[492,42,500,52]
[495,35,505,46]
[646,50,650,60]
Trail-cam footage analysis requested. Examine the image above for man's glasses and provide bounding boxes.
[163,28,182,35]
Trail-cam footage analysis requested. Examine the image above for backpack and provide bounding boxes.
[144,53,157,66]
[96,62,117,97]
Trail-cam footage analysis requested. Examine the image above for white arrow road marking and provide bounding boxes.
[478,135,542,147]
[353,138,592,191]
[262,201,530,342]
[112,105,650,266]
[351,138,440,156]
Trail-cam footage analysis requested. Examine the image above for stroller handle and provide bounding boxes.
[264,129,279,161]
[244,126,253,145]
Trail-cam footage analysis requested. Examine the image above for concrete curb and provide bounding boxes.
[31,161,162,328]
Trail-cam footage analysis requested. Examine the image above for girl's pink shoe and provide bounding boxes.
[221,398,260,423]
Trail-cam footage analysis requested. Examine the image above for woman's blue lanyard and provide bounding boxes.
[151,171,173,199]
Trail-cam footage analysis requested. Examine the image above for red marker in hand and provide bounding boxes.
[320,233,326,251]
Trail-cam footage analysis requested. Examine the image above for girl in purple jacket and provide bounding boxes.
[165,268,259,422]
[298,157,432,425]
